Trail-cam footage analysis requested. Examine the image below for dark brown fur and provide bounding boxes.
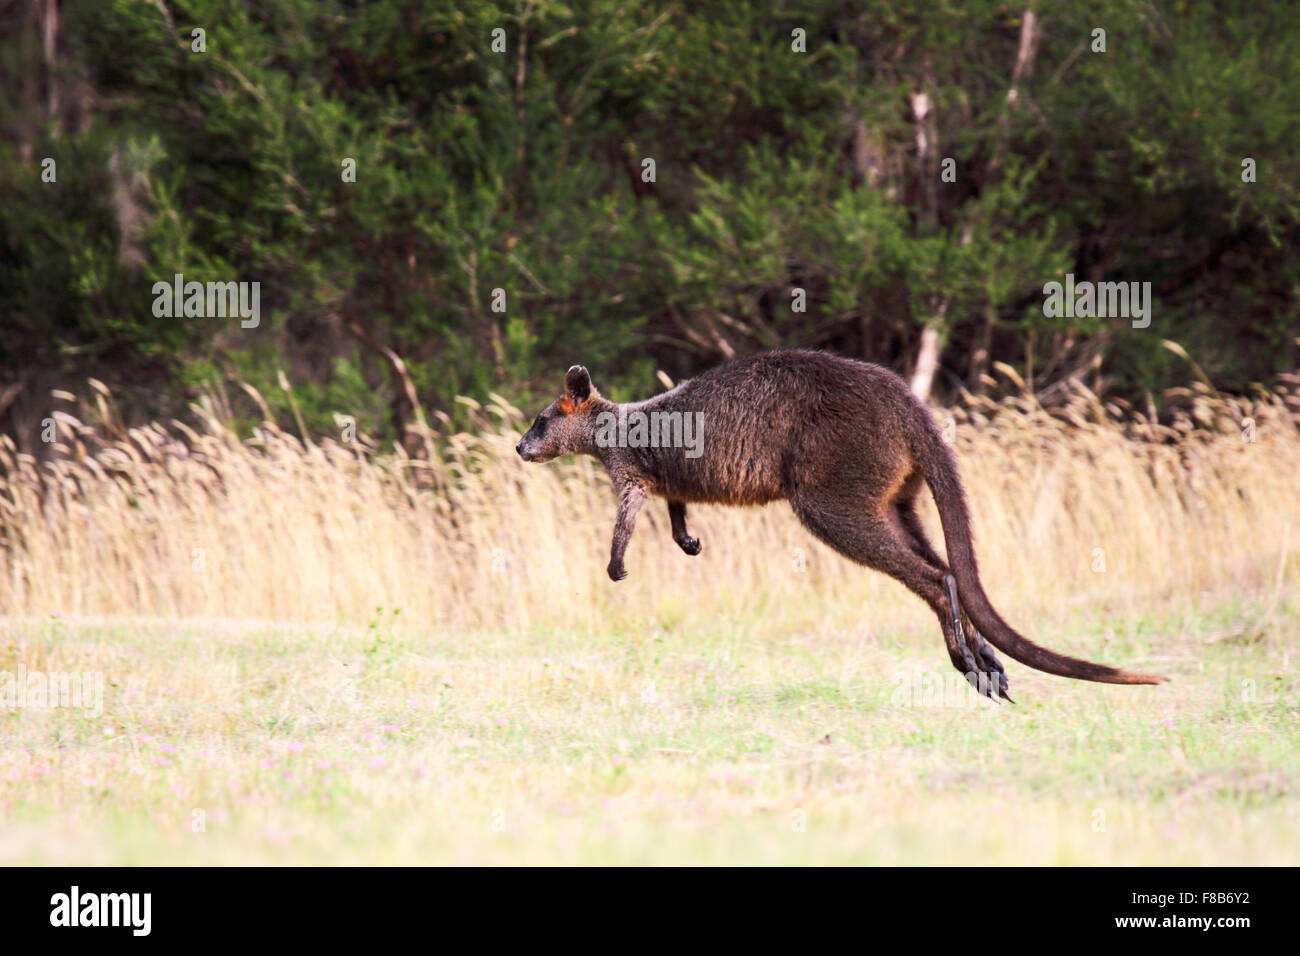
[517,351,1168,699]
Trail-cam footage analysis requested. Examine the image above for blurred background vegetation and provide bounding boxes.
[2,0,1298,451]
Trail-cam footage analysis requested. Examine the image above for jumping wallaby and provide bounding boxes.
[516,350,1167,700]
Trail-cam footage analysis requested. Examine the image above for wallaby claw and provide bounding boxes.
[678,536,701,555]
[607,562,627,582]
[973,632,1012,701]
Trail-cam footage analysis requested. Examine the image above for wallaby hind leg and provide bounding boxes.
[895,497,1010,700]
[789,491,1004,700]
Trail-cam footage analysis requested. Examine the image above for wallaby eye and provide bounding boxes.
[533,416,546,435]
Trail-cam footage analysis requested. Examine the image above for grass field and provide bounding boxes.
[1,378,1298,864]
[2,594,1297,865]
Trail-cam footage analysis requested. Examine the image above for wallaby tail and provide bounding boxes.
[913,415,1167,686]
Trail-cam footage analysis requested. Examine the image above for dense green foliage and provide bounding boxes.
[2,1,1297,443]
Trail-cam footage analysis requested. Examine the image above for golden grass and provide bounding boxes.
[1,377,1296,635]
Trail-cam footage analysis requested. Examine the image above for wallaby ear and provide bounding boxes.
[564,365,592,404]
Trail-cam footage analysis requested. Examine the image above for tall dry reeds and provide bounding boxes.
[1,374,1297,634]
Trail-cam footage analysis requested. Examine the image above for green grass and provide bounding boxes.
[2,592,1297,865]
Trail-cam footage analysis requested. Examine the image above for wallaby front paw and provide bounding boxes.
[607,562,628,581]
[678,536,701,556]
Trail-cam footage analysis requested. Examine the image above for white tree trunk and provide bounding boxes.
[910,324,942,400]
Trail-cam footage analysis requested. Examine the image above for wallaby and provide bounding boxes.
[516,350,1167,700]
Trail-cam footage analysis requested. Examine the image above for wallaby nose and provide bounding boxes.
[515,440,526,459]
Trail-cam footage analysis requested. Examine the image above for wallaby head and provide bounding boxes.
[515,365,603,462]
